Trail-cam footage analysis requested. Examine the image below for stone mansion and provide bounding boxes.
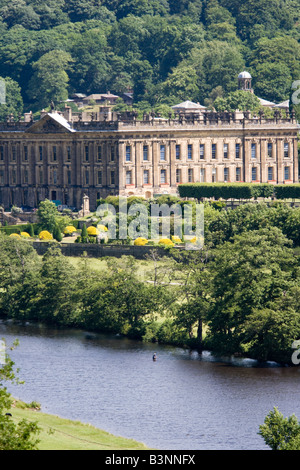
[0,73,299,211]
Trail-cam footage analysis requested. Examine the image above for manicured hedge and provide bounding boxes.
[178,183,300,201]
[0,225,21,235]
[178,183,264,200]
[0,223,38,235]
[274,184,300,199]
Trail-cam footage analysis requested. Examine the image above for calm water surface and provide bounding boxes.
[1,320,300,450]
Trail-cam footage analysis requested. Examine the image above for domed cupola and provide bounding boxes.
[238,71,253,93]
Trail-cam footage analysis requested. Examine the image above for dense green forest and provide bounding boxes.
[1,0,300,117]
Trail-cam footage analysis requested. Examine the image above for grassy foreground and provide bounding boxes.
[9,401,150,450]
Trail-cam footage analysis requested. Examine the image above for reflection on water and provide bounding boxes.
[1,320,300,450]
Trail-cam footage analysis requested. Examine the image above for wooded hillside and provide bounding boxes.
[0,0,300,115]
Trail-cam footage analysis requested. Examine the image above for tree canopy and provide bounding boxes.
[0,0,298,112]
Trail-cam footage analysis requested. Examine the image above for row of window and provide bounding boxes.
[0,165,292,186]
[250,142,290,159]
[124,166,292,185]
[125,142,291,162]
[0,141,292,163]
[0,145,109,163]
[0,169,109,186]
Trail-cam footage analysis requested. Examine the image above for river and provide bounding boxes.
[1,320,300,450]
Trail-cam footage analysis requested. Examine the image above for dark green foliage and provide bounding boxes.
[204,227,300,361]
[0,226,21,235]
[259,408,300,450]
[80,223,88,243]
[178,183,272,200]
[179,183,300,201]
[0,344,40,450]
[0,76,23,121]
[27,224,35,237]
[53,224,62,242]
[274,184,300,200]
[0,0,298,112]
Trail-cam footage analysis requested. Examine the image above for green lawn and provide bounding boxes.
[9,402,150,450]
[66,255,180,283]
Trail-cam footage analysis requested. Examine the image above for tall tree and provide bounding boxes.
[0,343,40,450]
[27,50,73,109]
[205,227,299,357]
[0,76,23,121]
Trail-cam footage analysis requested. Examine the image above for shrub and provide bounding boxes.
[134,237,148,246]
[274,184,300,199]
[39,230,53,240]
[178,183,271,200]
[87,226,99,236]
[158,238,175,247]
[9,233,21,239]
[63,225,77,235]
[0,226,21,235]
[97,224,108,232]
[171,235,182,244]
[21,232,30,238]
[53,225,62,242]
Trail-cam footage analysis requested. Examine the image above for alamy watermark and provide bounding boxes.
[291,81,300,106]
[96,198,204,250]
[291,340,300,365]
[0,79,6,106]
[0,340,5,365]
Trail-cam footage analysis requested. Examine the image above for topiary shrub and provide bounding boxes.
[39,230,53,240]
[134,237,148,246]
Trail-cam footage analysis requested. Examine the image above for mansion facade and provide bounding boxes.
[0,108,298,211]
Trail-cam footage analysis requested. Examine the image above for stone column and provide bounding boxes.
[135,141,142,189]
[277,138,283,184]
[260,139,266,183]
[244,139,251,182]
[152,141,159,190]
[293,138,299,183]
[118,142,125,193]
[170,141,176,189]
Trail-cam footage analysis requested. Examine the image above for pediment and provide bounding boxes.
[26,113,75,134]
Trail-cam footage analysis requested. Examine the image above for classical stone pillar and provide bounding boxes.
[170,141,176,188]
[118,142,125,192]
[260,139,266,183]
[244,139,251,182]
[152,141,159,189]
[293,138,299,183]
[277,139,283,184]
[135,141,142,189]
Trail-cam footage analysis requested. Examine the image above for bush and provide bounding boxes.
[274,184,300,199]
[134,237,148,246]
[179,183,300,201]
[9,233,21,239]
[63,225,77,235]
[53,225,62,242]
[158,238,175,247]
[0,225,21,235]
[97,224,108,232]
[87,226,99,236]
[39,230,53,240]
[178,183,254,200]
[171,235,182,244]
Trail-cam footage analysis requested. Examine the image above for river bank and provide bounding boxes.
[8,399,150,450]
